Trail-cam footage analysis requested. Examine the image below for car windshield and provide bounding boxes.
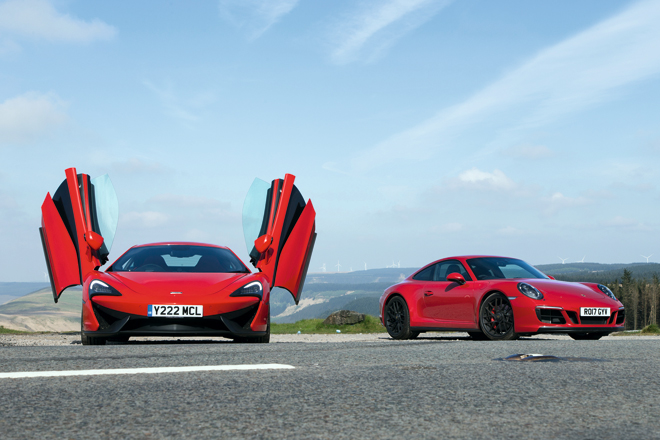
[109,245,250,273]
[466,257,548,280]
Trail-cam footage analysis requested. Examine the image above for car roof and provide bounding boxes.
[130,242,230,250]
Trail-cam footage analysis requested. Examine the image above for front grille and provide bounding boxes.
[616,309,625,325]
[536,308,566,324]
[608,312,616,324]
[565,311,579,324]
[579,316,608,325]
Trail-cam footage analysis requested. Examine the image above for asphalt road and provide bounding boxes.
[1,336,659,439]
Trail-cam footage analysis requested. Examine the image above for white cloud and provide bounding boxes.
[121,211,169,229]
[454,168,516,191]
[0,92,68,145]
[602,216,651,231]
[219,0,299,40]
[543,192,591,215]
[352,0,660,171]
[330,0,452,64]
[143,80,217,126]
[0,37,20,54]
[0,0,116,43]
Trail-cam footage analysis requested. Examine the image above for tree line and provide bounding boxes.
[606,269,659,330]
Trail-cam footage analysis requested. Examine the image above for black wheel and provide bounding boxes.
[384,296,416,340]
[479,293,517,340]
[234,315,270,343]
[80,312,106,345]
[569,333,604,340]
[468,331,488,340]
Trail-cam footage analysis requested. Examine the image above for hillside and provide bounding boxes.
[0,287,81,332]
[0,282,49,306]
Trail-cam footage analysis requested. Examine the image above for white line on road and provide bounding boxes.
[0,364,295,379]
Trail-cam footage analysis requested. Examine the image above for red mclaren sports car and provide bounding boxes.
[39,168,316,345]
[379,256,625,341]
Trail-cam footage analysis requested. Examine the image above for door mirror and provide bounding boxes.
[85,231,104,251]
[447,272,466,285]
[254,234,273,253]
[547,275,555,280]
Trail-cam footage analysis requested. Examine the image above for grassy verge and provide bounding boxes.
[271,315,386,334]
[612,323,660,336]
[0,326,29,334]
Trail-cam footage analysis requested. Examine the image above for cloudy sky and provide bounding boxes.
[1,0,659,282]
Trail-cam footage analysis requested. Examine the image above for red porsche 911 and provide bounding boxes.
[379,256,625,341]
[39,168,316,345]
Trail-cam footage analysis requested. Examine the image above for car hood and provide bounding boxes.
[524,279,618,304]
[101,271,252,296]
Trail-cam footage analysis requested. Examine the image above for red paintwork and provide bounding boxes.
[274,200,316,304]
[379,255,625,335]
[254,174,316,304]
[40,193,80,300]
[41,170,316,340]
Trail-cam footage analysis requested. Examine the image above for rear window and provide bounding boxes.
[109,245,249,273]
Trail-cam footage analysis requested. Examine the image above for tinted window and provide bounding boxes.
[110,245,249,273]
[432,260,472,282]
[412,265,435,281]
[466,257,548,280]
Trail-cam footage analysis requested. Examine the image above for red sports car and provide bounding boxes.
[39,168,316,345]
[379,256,624,340]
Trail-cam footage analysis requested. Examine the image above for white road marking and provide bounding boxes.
[0,364,295,379]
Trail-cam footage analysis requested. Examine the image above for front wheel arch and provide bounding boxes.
[477,291,518,341]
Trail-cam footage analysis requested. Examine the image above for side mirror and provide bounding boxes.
[547,275,555,280]
[254,234,273,253]
[447,272,466,285]
[85,231,104,251]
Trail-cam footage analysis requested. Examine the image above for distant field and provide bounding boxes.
[0,288,81,332]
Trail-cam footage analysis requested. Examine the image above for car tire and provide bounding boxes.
[479,293,518,341]
[384,296,416,340]
[80,308,107,345]
[234,316,270,344]
[468,331,488,340]
[569,332,604,340]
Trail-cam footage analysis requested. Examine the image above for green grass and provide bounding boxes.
[271,315,386,334]
[613,323,660,336]
[640,323,660,334]
[0,326,29,334]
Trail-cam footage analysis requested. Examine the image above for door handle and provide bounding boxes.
[424,291,433,297]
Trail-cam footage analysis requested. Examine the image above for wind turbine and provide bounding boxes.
[578,256,585,263]
[397,260,401,268]
[44,272,49,282]
[335,261,342,272]
[558,257,568,264]
[364,262,367,271]
[320,263,326,272]
[642,254,653,263]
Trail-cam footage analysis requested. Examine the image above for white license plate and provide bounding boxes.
[148,305,203,317]
[580,307,610,317]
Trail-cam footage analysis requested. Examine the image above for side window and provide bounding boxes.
[433,260,472,282]
[412,264,435,281]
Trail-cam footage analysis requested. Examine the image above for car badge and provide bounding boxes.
[170,291,183,295]
[581,294,586,297]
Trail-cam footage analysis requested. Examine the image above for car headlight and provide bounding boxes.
[597,284,617,300]
[89,280,122,299]
[229,281,263,299]
[517,282,543,300]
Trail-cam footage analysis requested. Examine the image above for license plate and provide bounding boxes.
[580,307,610,317]
[148,305,203,317]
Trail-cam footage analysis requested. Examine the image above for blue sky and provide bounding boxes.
[1,0,659,282]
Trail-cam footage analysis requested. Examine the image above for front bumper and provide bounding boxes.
[83,301,267,338]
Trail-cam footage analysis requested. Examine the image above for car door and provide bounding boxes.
[422,260,476,324]
[242,173,316,304]
[40,168,118,302]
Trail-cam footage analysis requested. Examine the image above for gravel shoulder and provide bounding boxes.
[2,332,659,346]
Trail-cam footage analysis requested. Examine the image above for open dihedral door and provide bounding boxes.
[39,168,118,302]
[242,174,316,305]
